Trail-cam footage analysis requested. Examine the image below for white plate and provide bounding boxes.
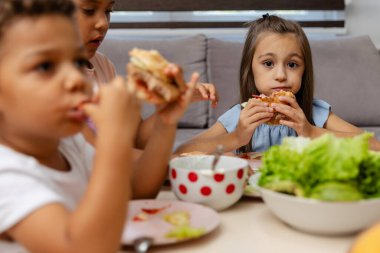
[244,172,262,197]
[122,200,220,246]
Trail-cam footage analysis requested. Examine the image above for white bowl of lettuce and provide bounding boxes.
[257,133,380,235]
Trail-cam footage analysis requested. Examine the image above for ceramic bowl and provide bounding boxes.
[169,155,249,211]
[258,186,380,235]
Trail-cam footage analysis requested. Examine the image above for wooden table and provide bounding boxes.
[120,190,357,253]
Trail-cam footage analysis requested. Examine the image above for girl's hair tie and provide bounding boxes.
[262,13,270,19]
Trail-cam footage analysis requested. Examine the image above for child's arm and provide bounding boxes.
[7,77,140,253]
[273,96,363,138]
[175,99,274,154]
[175,122,240,154]
[318,113,380,150]
[131,71,198,198]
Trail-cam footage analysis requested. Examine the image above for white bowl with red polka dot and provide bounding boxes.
[169,155,249,211]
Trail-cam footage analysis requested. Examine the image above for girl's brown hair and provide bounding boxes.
[0,0,76,42]
[239,15,314,153]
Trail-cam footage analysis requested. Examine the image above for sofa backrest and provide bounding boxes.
[310,36,380,126]
[206,35,380,128]
[206,38,243,126]
[99,34,209,129]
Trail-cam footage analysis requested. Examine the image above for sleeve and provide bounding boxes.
[217,104,241,133]
[97,52,117,81]
[0,169,65,233]
[70,134,94,174]
[312,99,332,128]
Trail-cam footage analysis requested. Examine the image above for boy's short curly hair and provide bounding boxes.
[0,0,76,40]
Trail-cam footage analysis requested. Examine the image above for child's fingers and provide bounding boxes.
[198,83,219,105]
[182,72,199,103]
[279,96,299,109]
[243,108,274,122]
[166,64,186,88]
[112,76,127,90]
[251,98,268,107]
[196,84,209,98]
[81,102,98,118]
[210,86,219,106]
[244,99,268,111]
[188,72,199,90]
[125,77,137,93]
[206,84,217,100]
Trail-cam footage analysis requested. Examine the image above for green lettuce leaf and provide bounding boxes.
[310,182,363,201]
[259,132,378,200]
[358,151,380,198]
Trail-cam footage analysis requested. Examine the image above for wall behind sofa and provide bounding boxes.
[108,0,380,49]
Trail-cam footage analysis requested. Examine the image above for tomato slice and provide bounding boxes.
[141,205,170,215]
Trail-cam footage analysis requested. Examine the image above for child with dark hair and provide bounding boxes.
[176,15,364,155]
[0,0,195,252]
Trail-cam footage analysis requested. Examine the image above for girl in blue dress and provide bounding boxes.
[176,14,364,154]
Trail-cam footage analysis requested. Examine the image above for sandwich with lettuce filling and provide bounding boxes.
[241,90,295,125]
[127,48,186,104]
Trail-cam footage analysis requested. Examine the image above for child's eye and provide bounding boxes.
[287,62,299,69]
[82,8,95,16]
[263,61,274,68]
[36,62,54,73]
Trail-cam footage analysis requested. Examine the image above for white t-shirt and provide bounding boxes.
[86,51,117,87]
[0,134,94,252]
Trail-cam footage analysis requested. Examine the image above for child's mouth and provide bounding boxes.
[68,108,87,122]
[88,39,102,48]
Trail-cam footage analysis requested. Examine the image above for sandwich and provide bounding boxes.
[127,48,186,104]
[241,90,295,125]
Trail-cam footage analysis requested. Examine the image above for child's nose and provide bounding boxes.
[64,67,90,93]
[95,13,109,32]
[274,66,287,82]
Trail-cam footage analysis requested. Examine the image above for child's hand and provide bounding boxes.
[191,82,219,107]
[82,76,141,142]
[155,70,198,126]
[235,99,274,145]
[163,64,218,107]
[271,95,313,137]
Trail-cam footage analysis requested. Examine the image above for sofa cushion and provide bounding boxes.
[99,34,209,128]
[207,38,243,126]
[207,36,380,129]
[311,36,380,127]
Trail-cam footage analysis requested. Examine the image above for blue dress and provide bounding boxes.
[217,99,331,152]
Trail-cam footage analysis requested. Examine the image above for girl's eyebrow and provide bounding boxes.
[257,52,303,59]
[258,53,275,59]
[288,52,303,60]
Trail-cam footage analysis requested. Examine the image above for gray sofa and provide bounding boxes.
[99,34,380,149]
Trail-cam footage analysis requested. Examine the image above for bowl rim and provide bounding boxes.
[256,183,380,205]
[169,155,249,171]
